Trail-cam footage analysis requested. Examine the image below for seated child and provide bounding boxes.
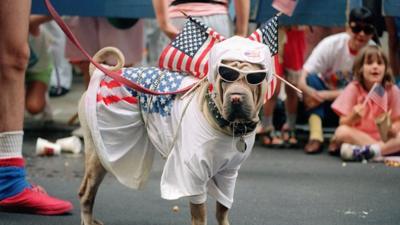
[331,45,400,161]
[298,7,376,154]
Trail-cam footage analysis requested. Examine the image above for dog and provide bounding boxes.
[78,36,273,225]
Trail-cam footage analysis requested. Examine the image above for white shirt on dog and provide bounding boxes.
[85,67,255,208]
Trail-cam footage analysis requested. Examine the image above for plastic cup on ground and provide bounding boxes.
[56,136,82,154]
[36,138,61,156]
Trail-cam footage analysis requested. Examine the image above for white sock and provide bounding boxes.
[286,113,297,131]
[0,131,24,158]
[262,116,273,130]
[369,144,381,158]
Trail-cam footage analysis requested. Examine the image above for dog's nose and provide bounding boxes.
[230,94,242,104]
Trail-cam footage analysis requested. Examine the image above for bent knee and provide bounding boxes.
[26,98,46,115]
[0,43,30,75]
[334,125,352,141]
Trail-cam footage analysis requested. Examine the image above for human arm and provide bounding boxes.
[29,15,52,36]
[152,0,179,39]
[233,0,249,36]
[317,89,342,101]
[338,104,364,126]
[298,69,324,108]
[300,35,342,106]
[388,116,400,138]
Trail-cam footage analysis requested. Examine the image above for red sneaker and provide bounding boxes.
[0,186,73,215]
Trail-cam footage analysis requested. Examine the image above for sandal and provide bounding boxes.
[281,124,298,147]
[261,128,284,147]
[328,136,341,156]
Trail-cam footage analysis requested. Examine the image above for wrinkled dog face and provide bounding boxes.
[215,60,265,123]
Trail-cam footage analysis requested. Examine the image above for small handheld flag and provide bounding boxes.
[248,14,279,56]
[272,0,298,17]
[158,16,225,78]
[248,14,280,100]
[363,83,387,112]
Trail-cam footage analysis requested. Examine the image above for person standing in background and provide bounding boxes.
[0,0,72,214]
[150,0,250,65]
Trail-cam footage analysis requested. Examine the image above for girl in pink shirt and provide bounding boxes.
[331,45,400,161]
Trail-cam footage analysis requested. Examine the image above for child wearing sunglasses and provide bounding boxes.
[331,45,400,162]
[298,7,376,154]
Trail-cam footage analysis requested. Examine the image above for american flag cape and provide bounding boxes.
[158,16,225,78]
[248,14,279,100]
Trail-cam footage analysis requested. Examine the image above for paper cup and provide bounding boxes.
[36,138,61,156]
[375,112,391,142]
[56,136,82,154]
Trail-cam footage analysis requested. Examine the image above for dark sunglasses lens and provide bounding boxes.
[351,25,362,33]
[218,66,240,82]
[363,25,374,34]
[352,24,374,35]
[246,72,267,84]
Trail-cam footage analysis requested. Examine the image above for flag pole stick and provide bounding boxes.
[180,10,189,18]
[273,74,302,94]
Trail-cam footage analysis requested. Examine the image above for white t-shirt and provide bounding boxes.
[303,32,356,89]
[86,67,255,208]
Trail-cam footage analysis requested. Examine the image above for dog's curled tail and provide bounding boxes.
[89,47,125,77]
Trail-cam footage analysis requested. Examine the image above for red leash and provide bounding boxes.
[44,0,195,95]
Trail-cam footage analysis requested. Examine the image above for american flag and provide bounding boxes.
[272,0,298,16]
[249,14,279,56]
[368,83,388,112]
[248,14,279,100]
[158,16,225,78]
[97,67,185,117]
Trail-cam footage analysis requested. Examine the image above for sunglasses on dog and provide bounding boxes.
[350,23,374,35]
[218,64,268,85]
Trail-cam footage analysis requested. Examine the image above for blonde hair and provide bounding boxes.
[353,45,393,89]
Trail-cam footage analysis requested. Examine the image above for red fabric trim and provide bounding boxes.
[97,94,138,105]
[203,62,209,78]
[0,158,25,167]
[100,80,123,89]
[274,55,284,76]
[208,84,214,92]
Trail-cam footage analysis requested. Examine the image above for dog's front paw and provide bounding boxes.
[81,219,104,225]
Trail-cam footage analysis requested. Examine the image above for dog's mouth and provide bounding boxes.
[214,77,264,124]
[225,92,252,122]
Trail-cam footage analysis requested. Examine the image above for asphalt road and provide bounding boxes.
[1,129,399,225]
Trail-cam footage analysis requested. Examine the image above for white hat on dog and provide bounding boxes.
[207,36,273,85]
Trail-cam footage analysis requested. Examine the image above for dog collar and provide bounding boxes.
[205,91,257,137]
